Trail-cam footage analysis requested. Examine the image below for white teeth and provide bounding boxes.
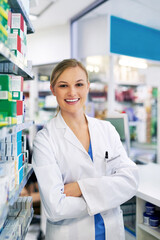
[65,98,79,102]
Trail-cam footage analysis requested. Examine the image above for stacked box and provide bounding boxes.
[0,74,17,126]
[0,131,24,194]
[1,197,34,238]
[7,12,28,64]
[11,75,23,101]
[0,74,24,126]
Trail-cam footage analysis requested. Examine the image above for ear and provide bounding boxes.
[50,85,55,96]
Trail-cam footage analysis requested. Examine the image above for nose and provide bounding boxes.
[68,86,76,96]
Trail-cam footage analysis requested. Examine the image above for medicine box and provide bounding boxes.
[0,74,11,91]
[7,10,11,32]
[11,13,24,32]
[0,91,12,100]
[0,100,17,117]
[7,33,21,52]
[12,49,24,63]
[11,76,23,92]
[12,140,22,156]
[11,28,23,40]
[12,91,23,100]
[14,153,23,171]
[17,100,23,116]
[0,14,7,31]
[12,130,22,142]
[19,165,24,184]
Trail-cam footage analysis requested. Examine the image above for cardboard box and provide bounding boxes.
[7,33,21,52]
[0,91,12,100]
[11,13,24,32]
[0,100,17,117]
[16,100,23,116]
[11,75,23,91]
[12,91,23,100]
[0,74,11,91]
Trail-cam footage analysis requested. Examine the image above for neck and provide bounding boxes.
[61,109,87,128]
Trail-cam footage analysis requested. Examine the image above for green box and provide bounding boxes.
[0,91,12,100]
[0,74,11,91]
[0,100,17,117]
[12,91,23,100]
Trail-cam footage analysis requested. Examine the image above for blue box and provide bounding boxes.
[17,141,22,156]
[17,131,22,142]
[19,166,23,184]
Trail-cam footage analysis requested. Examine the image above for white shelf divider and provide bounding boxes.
[0,42,33,80]
[138,224,160,240]
[0,120,34,140]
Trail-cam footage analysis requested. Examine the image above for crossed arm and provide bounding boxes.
[64,182,82,197]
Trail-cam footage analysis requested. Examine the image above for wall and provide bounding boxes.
[27,23,71,65]
[75,15,110,59]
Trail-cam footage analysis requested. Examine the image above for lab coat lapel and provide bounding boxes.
[64,127,87,154]
[86,116,97,160]
[55,111,88,154]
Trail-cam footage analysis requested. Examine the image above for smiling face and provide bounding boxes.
[50,66,90,116]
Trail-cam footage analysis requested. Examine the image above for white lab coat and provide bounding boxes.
[32,111,139,240]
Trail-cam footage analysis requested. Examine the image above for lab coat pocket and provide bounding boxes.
[105,154,121,175]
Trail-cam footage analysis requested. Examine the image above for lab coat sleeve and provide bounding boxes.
[78,124,139,216]
[32,128,88,222]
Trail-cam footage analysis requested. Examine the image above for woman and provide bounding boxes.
[32,59,139,240]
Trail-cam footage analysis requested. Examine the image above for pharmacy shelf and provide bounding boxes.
[42,107,57,111]
[0,204,8,222]
[8,0,34,34]
[138,224,160,240]
[0,120,34,140]
[137,163,160,207]
[9,164,33,206]
[131,142,157,151]
[21,208,34,240]
[116,82,145,87]
[129,121,139,127]
[0,165,33,223]
[0,42,33,80]
[116,100,144,106]
[125,226,136,237]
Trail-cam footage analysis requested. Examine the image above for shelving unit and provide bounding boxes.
[0,0,35,238]
[21,208,34,240]
[8,0,34,34]
[0,42,33,79]
[0,120,34,139]
[9,164,33,205]
[136,163,160,240]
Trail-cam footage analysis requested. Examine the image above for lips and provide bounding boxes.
[65,98,80,103]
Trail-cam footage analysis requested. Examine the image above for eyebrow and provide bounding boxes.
[57,79,85,84]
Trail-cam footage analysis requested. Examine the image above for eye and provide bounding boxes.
[59,84,68,88]
[76,83,83,87]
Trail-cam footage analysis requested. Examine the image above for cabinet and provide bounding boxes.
[0,0,34,239]
[31,64,57,127]
[136,163,160,240]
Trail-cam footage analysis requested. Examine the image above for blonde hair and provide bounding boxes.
[50,58,89,88]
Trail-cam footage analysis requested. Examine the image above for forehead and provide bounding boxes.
[57,66,87,82]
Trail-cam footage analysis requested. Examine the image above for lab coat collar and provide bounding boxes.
[55,111,96,129]
[54,111,97,156]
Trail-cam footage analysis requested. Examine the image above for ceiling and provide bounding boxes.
[29,0,96,30]
[29,0,160,31]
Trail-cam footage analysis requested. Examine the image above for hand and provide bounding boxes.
[64,182,82,197]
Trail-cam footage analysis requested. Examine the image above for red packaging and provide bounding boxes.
[16,100,23,115]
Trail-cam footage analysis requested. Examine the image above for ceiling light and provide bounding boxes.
[119,57,148,69]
